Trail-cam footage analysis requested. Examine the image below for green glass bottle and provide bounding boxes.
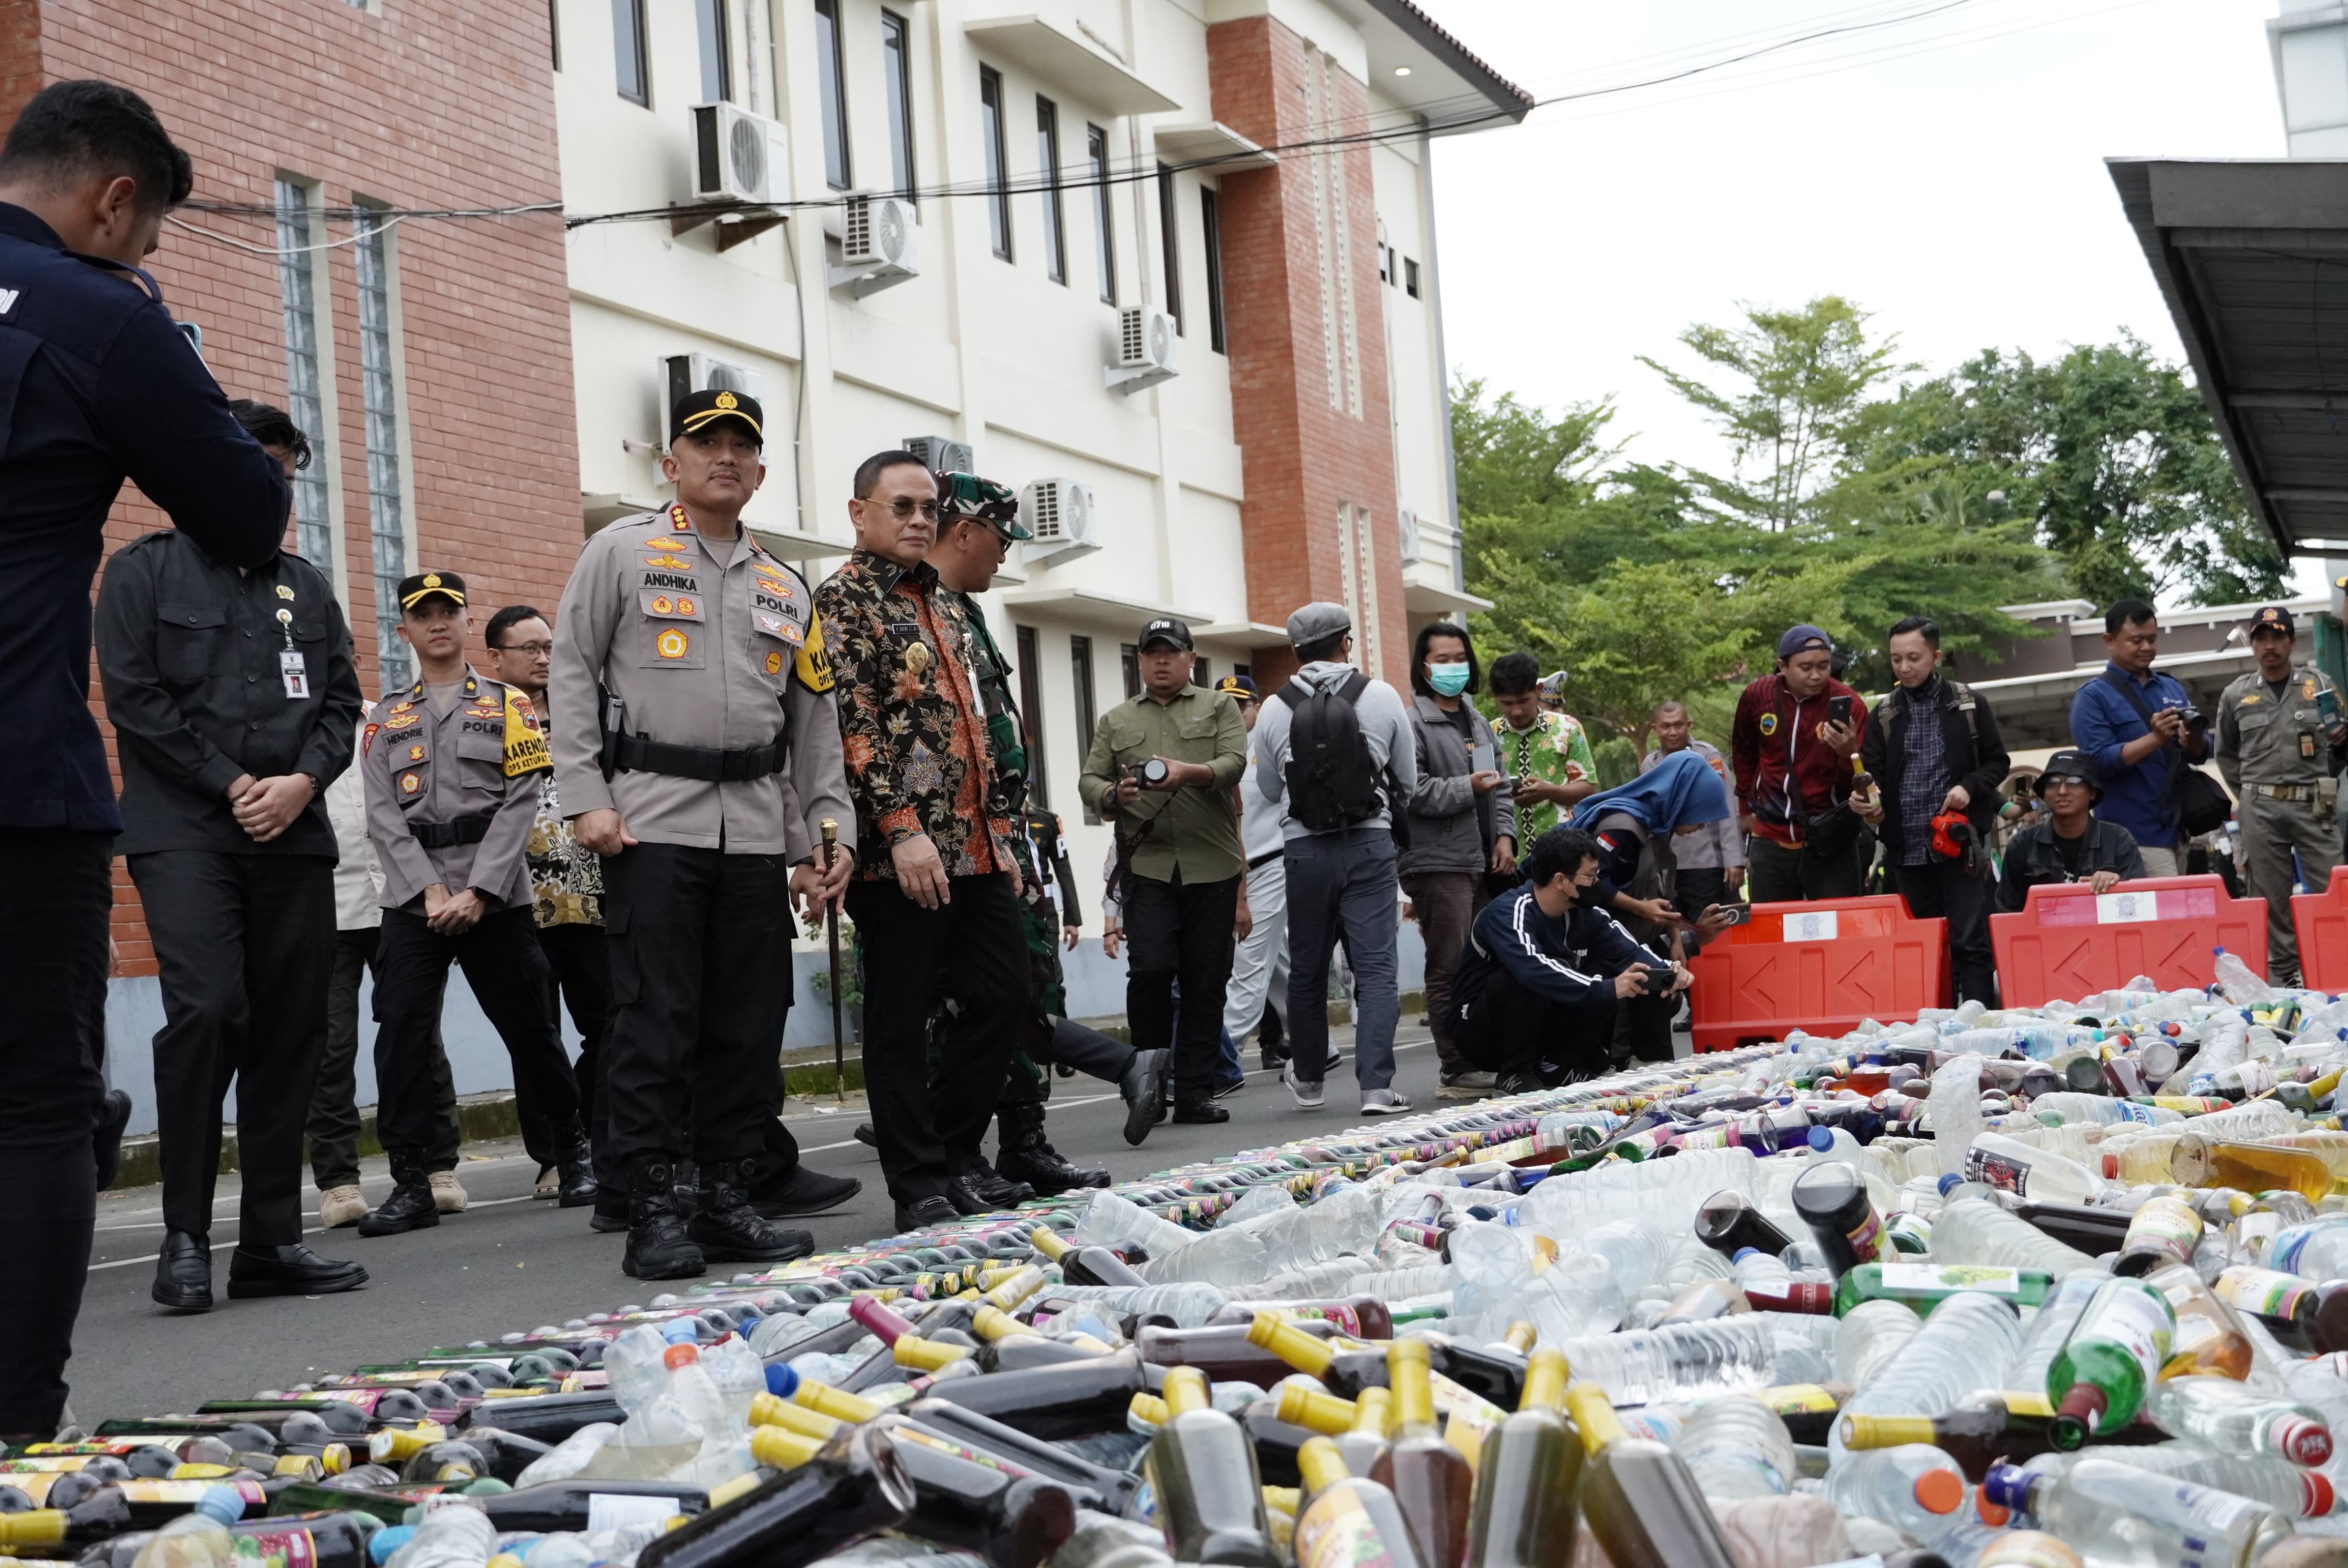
[1462,1348,1579,1568]
[2046,1277,2176,1449]
[1833,1262,2056,1317]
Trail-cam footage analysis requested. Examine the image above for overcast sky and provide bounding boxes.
[1424,0,2289,581]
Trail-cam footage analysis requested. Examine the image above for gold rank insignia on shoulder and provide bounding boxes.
[904,641,934,674]
[275,584,295,600]
[668,502,692,532]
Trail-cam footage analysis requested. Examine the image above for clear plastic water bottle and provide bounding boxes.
[384,1503,496,1568]
[1732,1248,1793,1293]
[1981,1457,2292,1567]
[1671,1395,1795,1499]
[2144,1376,2335,1464]
[1553,1315,1780,1404]
[1580,1220,1666,1298]
[1254,1259,1372,1300]
[1039,1282,1229,1327]
[1928,1053,1987,1179]
[1962,1131,2105,1203]
[1929,1198,2098,1275]
[1824,1444,1968,1540]
[2022,1441,2334,1519]
[512,1422,619,1488]
[1833,1299,1924,1389]
[2013,1269,2112,1398]
[2213,948,2278,1006]
[129,1486,246,1568]
[2266,1216,2348,1282]
[1830,1290,2021,1464]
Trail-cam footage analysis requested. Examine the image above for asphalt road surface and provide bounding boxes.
[65,1023,1457,1429]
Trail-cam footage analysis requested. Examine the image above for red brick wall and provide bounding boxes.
[15,0,576,975]
[1207,14,1404,694]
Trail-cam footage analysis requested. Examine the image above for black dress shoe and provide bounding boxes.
[943,1173,1006,1216]
[94,1089,132,1192]
[959,1159,1035,1209]
[1172,1101,1230,1125]
[226,1243,369,1298]
[997,1141,1111,1195]
[1122,1049,1166,1147]
[894,1195,959,1230]
[750,1164,862,1219]
[853,1123,877,1149]
[152,1230,213,1313]
[356,1151,439,1238]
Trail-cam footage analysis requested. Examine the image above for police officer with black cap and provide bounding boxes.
[358,571,590,1237]
[0,79,295,1428]
[2216,604,2347,984]
[550,388,858,1280]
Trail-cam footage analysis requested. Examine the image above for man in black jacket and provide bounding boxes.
[1856,616,2011,1004]
[1997,749,2148,911]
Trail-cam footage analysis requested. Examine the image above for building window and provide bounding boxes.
[1018,625,1047,808]
[549,0,560,69]
[1201,187,1226,354]
[1120,643,1140,699]
[696,0,730,102]
[1193,659,1211,690]
[612,0,647,105]
[1087,124,1115,304]
[1157,164,1182,334]
[980,67,1011,261]
[1071,633,1097,820]
[1036,97,1066,284]
[273,180,332,574]
[882,10,915,201]
[354,207,412,689]
[813,0,851,189]
[1405,257,1421,299]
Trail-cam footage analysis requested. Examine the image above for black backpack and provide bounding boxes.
[1282,672,1385,833]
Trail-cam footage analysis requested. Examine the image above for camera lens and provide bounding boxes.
[1138,758,1170,786]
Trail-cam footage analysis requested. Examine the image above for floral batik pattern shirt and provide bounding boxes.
[814,548,1014,882]
[1498,709,1599,838]
[526,755,603,927]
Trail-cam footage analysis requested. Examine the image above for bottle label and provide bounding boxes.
[234,1526,319,1568]
[1294,1486,1399,1568]
[1878,1263,2026,1297]
[888,1426,1034,1478]
[1758,1385,1842,1415]
[2210,1266,2314,1322]
[119,1480,266,1507]
[587,1493,682,1532]
[1845,1205,1888,1265]
[1964,1146,2031,1195]
[2122,1199,2202,1267]
[2267,1219,2348,1278]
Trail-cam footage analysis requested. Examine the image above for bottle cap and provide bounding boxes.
[1838,1414,1934,1450]
[660,1319,698,1345]
[748,1426,822,1471]
[1807,1126,1834,1153]
[1979,1463,2037,1513]
[891,1335,971,1372]
[1162,1367,1211,1416]
[1127,1392,1169,1426]
[1937,1174,1962,1197]
[195,1485,246,1524]
[1261,1485,1302,1517]
[1912,1466,1964,1515]
[369,1527,417,1565]
[1294,1436,1350,1497]
[1029,1228,1072,1262]
[2276,1414,2334,1466]
[763,1363,799,1401]
[1352,1387,1392,1438]
[792,1381,883,1425]
[2049,1384,2105,1451]
[1562,1382,1628,1456]
[662,1344,698,1370]
[1246,1312,1335,1375]
[1276,1383,1357,1436]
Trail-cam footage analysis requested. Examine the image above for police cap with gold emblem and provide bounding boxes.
[672,386,765,446]
[2252,605,2297,638]
[397,571,466,610]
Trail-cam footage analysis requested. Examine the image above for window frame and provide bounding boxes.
[813,0,852,190]
[1201,186,1226,354]
[1405,257,1422,299]
[1018,624,1048,809]
[1071,633,1098,822]
[881,10,916,202]
[695,0,731,104]
[1157,163,1183,335]
[1087,123,1116,304]
[273,177,338,581]
[611,0,649,106]
[352,200,417,690]
[549,0,561,70]
[1120,643,1141,699]
[980,66,1013,262]
[1036,95,1066,285]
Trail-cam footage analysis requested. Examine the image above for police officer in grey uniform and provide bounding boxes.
[550,388,858,1281]
[358,571,588,1236]
[2216,604,2347,986]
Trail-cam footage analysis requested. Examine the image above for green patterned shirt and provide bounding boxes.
[1495,710,1598,837]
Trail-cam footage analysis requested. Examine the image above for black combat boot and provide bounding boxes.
[622,1155,705,1280]
[687,1157,813,1264]
[997,1133,1110,1195]
[556,1127,598,1209]
[356,1149,440,1238]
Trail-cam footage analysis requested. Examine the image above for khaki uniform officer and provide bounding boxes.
[551,388,857,1282]
[357,571,587,1236]
[2215,603,2346,986]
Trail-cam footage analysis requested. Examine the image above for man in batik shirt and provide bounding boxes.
[1488,651,1599,838]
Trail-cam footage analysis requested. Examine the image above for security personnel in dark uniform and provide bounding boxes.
[550,389,858,1280]
[926,473,1161,1192]
[358,572,589,1236]
[0,80,290,1435]
[97,407,367,1312]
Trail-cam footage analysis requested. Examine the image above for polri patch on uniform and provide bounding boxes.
[384,712,420,730]
[275,584,295,600]
[656,628,690,660]
[399,772,422,795]
[676,596,697,616]
[644,553,694,570]
[362,722,380,754]
[651,595,674,615]
[764,650,785,676]
[642,571,699,592]
[406,743,425,763]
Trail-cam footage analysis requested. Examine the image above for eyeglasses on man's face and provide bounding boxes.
[874,497,940,521]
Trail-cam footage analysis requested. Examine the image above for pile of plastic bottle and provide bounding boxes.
[38,956,2348,1568]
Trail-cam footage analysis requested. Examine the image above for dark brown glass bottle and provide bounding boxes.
[1144,1369,1278,1567]
[1565,1386,1737,1568]
[449,1392,624,1447]
[636,1427,913,1568]
[83,1510,377,1568]
[922,1347,1151,1441]
[1210,1297,1396,1339]
[1138,1321,1343,1386]
[1693,1190,1794,1259]
[1373,1339,1471,1568]
[1030,1227,1146,1288]
[1462,1348,1578,1568]
[2006,1200,2131,1256]
[901,1397,1144,1514]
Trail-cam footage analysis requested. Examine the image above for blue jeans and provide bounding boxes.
[1284,826,1401,1090]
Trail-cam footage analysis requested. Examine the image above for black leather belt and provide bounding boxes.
[1247,848,1285,870]
[612,731,788,783]
[411,812,495,849]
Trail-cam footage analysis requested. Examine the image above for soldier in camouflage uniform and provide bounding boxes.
[922,474,1163,1193]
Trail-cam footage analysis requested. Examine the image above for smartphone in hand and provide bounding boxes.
[1704,903,1753,927]
[1828,695,1854,727]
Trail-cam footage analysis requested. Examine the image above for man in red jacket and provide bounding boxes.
[1731,624,1869,903]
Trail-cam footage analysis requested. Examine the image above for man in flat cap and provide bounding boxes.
[2216,605,2346,984]
[551,388,858,1278]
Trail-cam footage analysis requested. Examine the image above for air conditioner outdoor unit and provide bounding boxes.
[664,353,768,417]
[690,103,790,207]
[902,435,974,476]
[1397,507,1422,565]
[829,194,921,297]
[1105,307,1180,394]
[1020,478,1099,565]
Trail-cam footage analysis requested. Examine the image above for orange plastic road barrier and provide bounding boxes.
[1688,896,1950,1053]
[1991,875,2266,1008]
[2293,865,2348,992]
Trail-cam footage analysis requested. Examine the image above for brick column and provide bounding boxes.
[1208,15,1404,691]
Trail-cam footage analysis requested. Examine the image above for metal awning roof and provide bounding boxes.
[2110,157,2348,558]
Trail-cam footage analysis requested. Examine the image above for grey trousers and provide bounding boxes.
[1285,827,1401,1091]
[2240,789,2342,982]
[1221,856,1290,1043]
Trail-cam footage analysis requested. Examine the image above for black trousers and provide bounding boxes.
[129,851,333,1248]
[849,873,1026,1205]
[1456,966,1675,1085]
[1122,870,1241,1102]
[373,905,577,1156]
[538,922,611,1175]
[0,829,109,1438]
[602,844,797,1168]
[310,926,460,1190]
[1891,858,1997,1007]
[1748,835,1861,903]
[996,1018,1133,1151]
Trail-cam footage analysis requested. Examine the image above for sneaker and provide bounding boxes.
[1211,1073,1247,1100]
[1320,1048,1344,1076]
[317,1185,368,1229]
[1438,1070,1495,1101]
[428,1171,468,1214]
[1286,1070,1324,1111]
[1360,1090,1413,1116]
[533,1164,560,1200]
[1495,1072,1545,1097]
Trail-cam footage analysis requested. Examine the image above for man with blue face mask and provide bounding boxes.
[1399,621,1516,1097]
